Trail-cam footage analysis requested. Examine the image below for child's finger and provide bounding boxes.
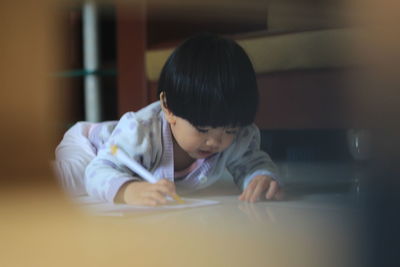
[155,183,176,197]
[249,179,268,202]
[238,187,249,201]
[143,199,158,206]
[238,190,247,200]
[157,179,176,194]
[240,189,252,202]
[241,179,257,201]
[239,190,250,201]
[265,180,279,200]
[147,190,168,205]
[141,198,157,207]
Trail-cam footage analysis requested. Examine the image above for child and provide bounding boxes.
[55,33,283,206]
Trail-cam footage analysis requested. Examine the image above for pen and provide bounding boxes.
[110,145,185,204]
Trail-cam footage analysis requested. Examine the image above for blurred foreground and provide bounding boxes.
[1,1,399,267]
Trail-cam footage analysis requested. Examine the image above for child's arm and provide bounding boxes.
[85,145,143,203]
[226,124,283,202]
[84,112,163,203]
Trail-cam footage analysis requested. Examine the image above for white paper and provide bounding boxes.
[74,196,219,216]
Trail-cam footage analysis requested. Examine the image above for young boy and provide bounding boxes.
[55,33,283,205]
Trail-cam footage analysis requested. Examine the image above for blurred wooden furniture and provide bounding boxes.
[117,4,359,129]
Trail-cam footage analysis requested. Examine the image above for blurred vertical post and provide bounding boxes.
[83,0,102,122]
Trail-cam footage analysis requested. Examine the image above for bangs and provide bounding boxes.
[158,33,259,128]
[177,92,258,128]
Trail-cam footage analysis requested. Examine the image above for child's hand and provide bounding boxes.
[115,179,176,206]
[239,175,283,203]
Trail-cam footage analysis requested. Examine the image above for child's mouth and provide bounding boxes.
[198,150,214,158]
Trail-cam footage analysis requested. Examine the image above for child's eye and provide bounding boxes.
[225,129,238,135]
[196,127,209,133]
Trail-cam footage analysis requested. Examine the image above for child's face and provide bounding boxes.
[170,116,238,159]
[160,92,238,159]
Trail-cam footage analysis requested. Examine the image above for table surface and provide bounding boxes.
[90,179,360,267]
[1,178,362,267]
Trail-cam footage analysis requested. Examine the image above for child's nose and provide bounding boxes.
[206,138,219,148]
[206,134,222,148]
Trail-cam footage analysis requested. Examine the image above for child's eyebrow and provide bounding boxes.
[195,125,240,130]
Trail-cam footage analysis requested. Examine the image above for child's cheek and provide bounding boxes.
[222,136,234,150]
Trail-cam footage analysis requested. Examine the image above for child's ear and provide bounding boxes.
[160,92,176,125]
[159,92,168,109]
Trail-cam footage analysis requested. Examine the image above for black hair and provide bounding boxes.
[157,33,259,128]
